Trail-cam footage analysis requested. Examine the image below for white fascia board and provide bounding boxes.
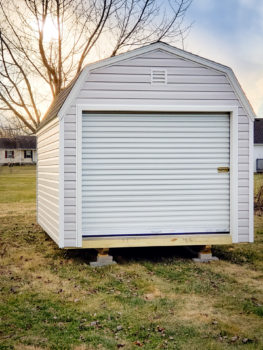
[58,42,256,121]
[249,118,254,243]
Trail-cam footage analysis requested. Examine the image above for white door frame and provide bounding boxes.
[76,104,238,247]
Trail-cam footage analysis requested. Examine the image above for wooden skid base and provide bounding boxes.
[81,234,232,249]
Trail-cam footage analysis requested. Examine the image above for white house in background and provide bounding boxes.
[36,42,255,250]
[0,136,36,165]
[254,118,263,172]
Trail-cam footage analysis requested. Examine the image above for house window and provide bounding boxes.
[5,150,14,158]
[24,150,32,158]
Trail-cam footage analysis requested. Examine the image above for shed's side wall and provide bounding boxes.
[63,49,251,247]
[37,118,60,245]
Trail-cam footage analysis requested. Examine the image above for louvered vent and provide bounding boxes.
[151,69,167,84]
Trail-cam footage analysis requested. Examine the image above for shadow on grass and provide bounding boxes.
[64,245,203,265]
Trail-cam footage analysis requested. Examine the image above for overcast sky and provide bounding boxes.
[183,0,263,117]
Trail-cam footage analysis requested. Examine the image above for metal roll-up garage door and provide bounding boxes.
[82,113,230,237]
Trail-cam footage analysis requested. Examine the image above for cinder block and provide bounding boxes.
[90,254,117,267]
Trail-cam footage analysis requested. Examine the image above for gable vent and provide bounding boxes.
[151,68,167,85]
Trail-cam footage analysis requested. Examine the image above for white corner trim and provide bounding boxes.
[36,137,39,225]
[249,118,254,243]
[58,117,65,248]
[57,42,255,123]
[76,105,83,247]
[229,106,239,243]
[76,104,239,244]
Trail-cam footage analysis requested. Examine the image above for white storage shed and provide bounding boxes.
[37,42,255,250]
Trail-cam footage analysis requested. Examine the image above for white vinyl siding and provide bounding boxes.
[81,113,230,236]
[37,118,60,244]
[63,48,250,246]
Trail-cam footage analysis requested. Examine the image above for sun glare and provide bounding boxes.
[31,16,59,42]
[42,16,58,42]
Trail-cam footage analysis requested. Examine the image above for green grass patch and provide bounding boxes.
[1,166,263,349]
[0,165,36,203]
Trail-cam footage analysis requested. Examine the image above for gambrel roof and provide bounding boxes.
[38,42,256,130]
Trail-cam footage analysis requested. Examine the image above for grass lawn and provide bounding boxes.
[0,166,263,350]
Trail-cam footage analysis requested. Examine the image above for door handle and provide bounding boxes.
[217,167,230,173]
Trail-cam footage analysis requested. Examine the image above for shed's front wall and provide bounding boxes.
[62,48,252,247]
[37,118,60,245]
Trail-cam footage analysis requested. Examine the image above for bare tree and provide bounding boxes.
[0,114,31,137]
[0,0,192,133]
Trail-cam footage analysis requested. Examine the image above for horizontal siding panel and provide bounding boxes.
[37,124,59,143]
[238,131,249,140]
[38,171,59,181]
[65,223,77,231]
[64,140,76,148]
[64,114,76,123]
[38,183,59,197]
[37,141,59,155]
[239,187,249,195]
[64,148,76,156]
[239,203,249,211]
[39,196,59,212]
[64,122,76,132]
[93,66,223,76]
[38,178,59,189]
[65,189,76,198]
[238,227,249,235]
[64,230,76,239]
[38,216,59,244]
[239,164,249,172]
[38,209,59,231]
[65,181,76,190]
[115,57,201,67]
[238,236,249,243]
[239,148,249,156]
[64,239,77,247]
[238,211,249,219]
[76,98,241,107]
[38,149,59,161]
[64,165,76,173]
[38,132,60,146]
[38,158,59,166]
[65,206,76,214]
[83,82,233,92]
[88,73,229,84]
[239,219,249,227]
[64,155,76,165]
[238,195,249,203]
[79,90,237,100]
[64,198,76,206]
[64,215,76,223]
[38,189,59,205]
[38,204,59,223]
[65,172,76,181]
